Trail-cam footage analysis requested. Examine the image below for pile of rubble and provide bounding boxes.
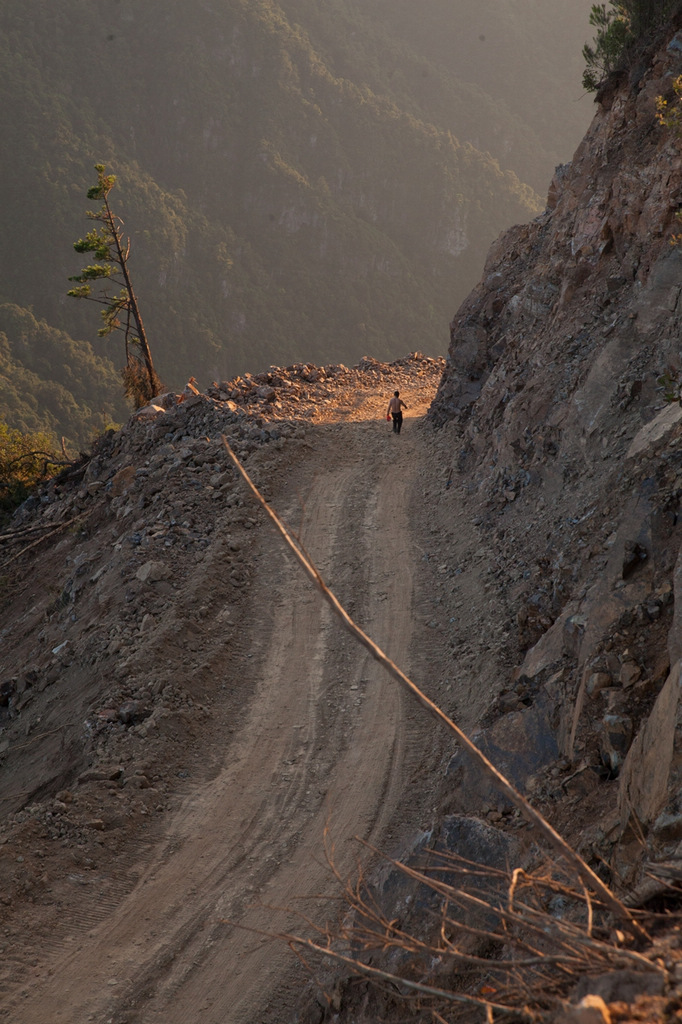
[423,21,682,1005]
[204,352,444,423]
[0,351,444,943]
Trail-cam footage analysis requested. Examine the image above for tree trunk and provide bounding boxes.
[104,196,159,396]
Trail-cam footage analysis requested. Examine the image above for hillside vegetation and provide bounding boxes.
[0,0,593,443]
[0,305,124,444]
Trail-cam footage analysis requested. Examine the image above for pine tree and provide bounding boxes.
[68,164,162,407]
[582,0,678,93]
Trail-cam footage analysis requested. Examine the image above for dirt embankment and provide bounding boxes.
[1,354,498,1023]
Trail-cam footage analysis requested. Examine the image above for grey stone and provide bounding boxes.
[622,540,647,580]
[627,401,682,460]
[556,996,611,1024]
[619,660,641,688]
[362,817,518,950]
[573,969,664,1004]
[599,713,633,772]
[652,811,682,842]
[136,561,171,584]
[118,701,141,725]
[619,662,682,828]
[447,694,558,812]
[78,766,123,784]
[586,672,611,697]
[563,614,587,657]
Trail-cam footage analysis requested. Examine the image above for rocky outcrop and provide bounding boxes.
[430,16,682,904]
[0,352,441,821]
[205,352,443,424]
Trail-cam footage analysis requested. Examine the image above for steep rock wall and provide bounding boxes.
[431,16,682,871]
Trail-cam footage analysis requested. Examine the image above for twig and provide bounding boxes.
[508,867,523,914]
[434,922,583,969]
[221,435,646,939]
[0,512,90,570]
[358,846,657,970]
[0,727,65,754]
[286,935,531,1018]
[582,880,594,938]
[4,451,71,471]
[0,521,76,542]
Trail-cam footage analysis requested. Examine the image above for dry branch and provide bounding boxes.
[308,830,660,1019]
[3,451,70,471]
[221,435,643,938]
[0,519,81,542]
[283,934,531,1019]
[0,512,90,570]
[347,841,656,972]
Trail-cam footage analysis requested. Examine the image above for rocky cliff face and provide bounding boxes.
[431,15,682,893]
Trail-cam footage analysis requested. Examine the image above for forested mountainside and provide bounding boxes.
[0,305,124,445]
[1,0,593,444]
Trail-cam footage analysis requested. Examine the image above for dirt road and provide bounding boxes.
[6,394,450,1023]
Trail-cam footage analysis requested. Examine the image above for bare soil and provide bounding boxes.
[0,362,500,1023]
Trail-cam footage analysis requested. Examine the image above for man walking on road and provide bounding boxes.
[387,390,408,434]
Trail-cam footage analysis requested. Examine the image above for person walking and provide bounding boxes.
[386,390,407,434]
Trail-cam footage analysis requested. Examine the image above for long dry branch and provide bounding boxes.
[283,934,532,1019]
[0,512,90,570]
[0,522,68,542]
[3,451,70,471]
[221,437,645,938]
[354,847,657,972]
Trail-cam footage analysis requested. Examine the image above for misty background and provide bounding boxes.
[0,0,595,444]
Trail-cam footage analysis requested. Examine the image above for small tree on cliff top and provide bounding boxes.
[582,0,678,92]
[68,164,162,407]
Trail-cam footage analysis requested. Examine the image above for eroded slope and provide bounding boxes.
[0,354,456,1023]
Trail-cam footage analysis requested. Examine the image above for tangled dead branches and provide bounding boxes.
[222,435,670,1022]
[280,831,664,1022]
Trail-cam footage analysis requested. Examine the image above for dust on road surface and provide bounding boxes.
[2,368,497,1023]
[1,364,499,1019]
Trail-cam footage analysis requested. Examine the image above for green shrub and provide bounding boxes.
[656,76,682,248]
[0,421,61,524]
[582,0,679,92]
[656,74,682,132]
[582,4,631,92]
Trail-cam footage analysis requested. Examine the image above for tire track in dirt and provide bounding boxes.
[8,412,436,1024]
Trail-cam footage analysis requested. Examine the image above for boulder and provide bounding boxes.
[618,661,681,828]
[556,996,611,1024]
[586,672,612,697]
[362,817,518,949]
[136,561,172,584]
[109,465,136,497]
[573,969,665,1005]
[652,810,682,842]
[132,403,165,420]
[599,713,633,773]
[618,659,641,688]
[627,400,682,461]
[446,695,558,813]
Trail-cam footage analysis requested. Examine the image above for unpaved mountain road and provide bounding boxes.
[4,383,487,1024]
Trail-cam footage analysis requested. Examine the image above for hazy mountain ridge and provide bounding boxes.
[0,305,124,446]
[1,0,592,443]
[12,8,682,1019]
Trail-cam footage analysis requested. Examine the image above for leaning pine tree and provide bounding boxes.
[68,163,162,407]
[582,0,678,92]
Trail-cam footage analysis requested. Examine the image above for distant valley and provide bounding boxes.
[0,0,594,443]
